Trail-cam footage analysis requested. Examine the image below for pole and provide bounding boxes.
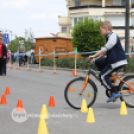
[125,0,130,56]
[75,52,76,75]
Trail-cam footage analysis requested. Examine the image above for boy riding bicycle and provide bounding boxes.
[89,21,127,102]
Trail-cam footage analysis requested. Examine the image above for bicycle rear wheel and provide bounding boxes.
[119,75,134,108]
[64,77,97,109]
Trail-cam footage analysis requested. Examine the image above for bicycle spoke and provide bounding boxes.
[65,76,97,109]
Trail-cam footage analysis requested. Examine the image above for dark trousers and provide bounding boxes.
[0,58,2,75]
[0,58,6,75]
[95,58,124,91]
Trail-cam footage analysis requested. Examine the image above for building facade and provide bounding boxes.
[58,0,134,40]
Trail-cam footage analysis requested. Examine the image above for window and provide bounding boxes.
[74,18,83,25]
[132,0,134,4]
[121,0,126,6]
[78,17,83,21]
[75,0,81,7]
[113,0,121,6]
[131,17,134,26]
[92,16,101,21]
[62,27,67,33]
[74,18,77,25]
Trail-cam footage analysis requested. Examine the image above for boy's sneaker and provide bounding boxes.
[106,92,121,102]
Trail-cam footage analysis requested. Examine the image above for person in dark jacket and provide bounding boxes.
[0,33,7,76]
[88,21,127,102]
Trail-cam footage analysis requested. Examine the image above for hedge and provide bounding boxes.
[41,57,134,72]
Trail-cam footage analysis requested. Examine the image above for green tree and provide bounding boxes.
[71,18,106,52]
[8,28,35,52]
[24,28,35,52]
[8,36,25,52]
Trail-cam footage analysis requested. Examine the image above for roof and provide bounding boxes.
[35,36,72,40]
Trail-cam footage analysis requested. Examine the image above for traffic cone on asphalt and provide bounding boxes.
[86,108,95,123]
[18,67,21,71]
[37,118,49,134]
[5,86,11,95]
[40,104,49,119]
[48,96,55,107]
[68,87,71,92]
[10,66,12,70]
[72,70,75,75]
[120,101,128,115]
[81,99,88,113]
[0,94,7,104]
[16,99,24,111]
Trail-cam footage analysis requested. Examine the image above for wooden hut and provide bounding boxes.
[35,37,81,63]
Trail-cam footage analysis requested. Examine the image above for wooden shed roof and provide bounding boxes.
[35,37,72,40]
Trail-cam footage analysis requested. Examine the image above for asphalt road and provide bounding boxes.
[0,65,134,134]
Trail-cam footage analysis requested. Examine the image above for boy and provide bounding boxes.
[89,21,127,102]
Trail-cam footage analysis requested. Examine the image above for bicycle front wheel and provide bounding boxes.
[119,75,134,108]
[64,77,97,109]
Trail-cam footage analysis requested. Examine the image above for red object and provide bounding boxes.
[5,86,11,95]
[0,43,3,58]
[50,33,56,37]
[69,87,71,92]
[48,96,55,107]
[0,94,7,104]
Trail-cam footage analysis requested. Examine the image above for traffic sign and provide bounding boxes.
[4,33,10,44]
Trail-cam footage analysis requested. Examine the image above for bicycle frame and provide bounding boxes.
[79,62,134,95]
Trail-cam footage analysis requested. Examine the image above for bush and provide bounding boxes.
[41,57,53,66]
[126,58,134,72]
[40,57,134,72]
[56,58,70,68]
[71,18,106,52]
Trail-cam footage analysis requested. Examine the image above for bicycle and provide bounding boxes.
[64,60,134,109]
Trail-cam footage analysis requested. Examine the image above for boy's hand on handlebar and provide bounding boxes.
[88,56,95,62]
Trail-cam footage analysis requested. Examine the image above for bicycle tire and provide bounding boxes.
[119,75,134,108]
[64,77,97,109]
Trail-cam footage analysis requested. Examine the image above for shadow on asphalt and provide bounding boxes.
[93,103,120,109]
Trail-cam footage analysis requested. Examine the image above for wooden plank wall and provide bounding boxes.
[35,38,82,63]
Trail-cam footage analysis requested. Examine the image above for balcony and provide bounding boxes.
[57,33,71,38]
[69,5,134,17]
[58,17,71,26]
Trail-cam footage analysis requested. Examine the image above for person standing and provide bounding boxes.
[11,51,14,64]
[0,33,7,76]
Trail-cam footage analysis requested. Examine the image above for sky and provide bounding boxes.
[0,0,67,40]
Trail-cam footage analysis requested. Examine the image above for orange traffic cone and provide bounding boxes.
[18,67,21,71]
[72,70,75,75]
[10,66,12,70]
[48,96,55,107]
[16,99,24,111]
[5,86,11,95]
[69,87,71,92]
[0,94,7,104]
